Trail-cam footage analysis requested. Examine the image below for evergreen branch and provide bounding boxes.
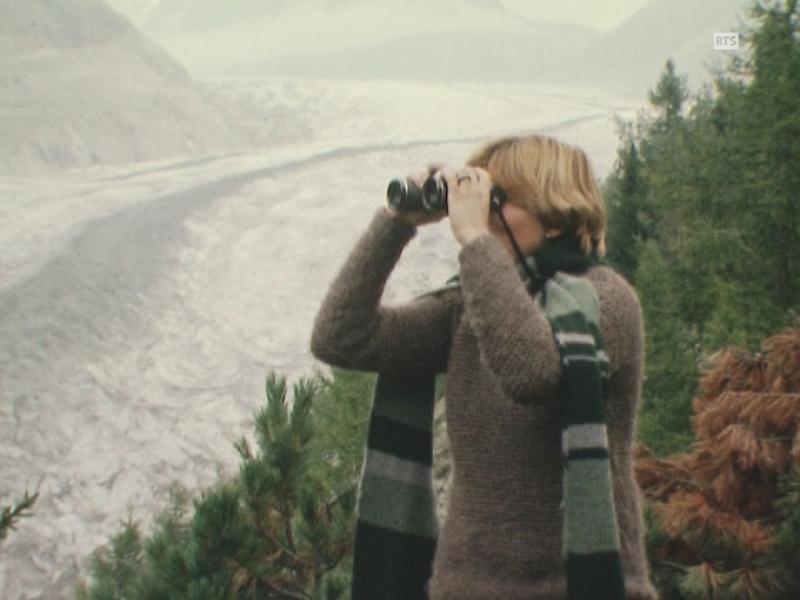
[260,527,305,566]
[315,544,351,575]
[311,404,366,455]
[325,487,354,512]
[283,507,296,554]
[263,579,308,600]
[229,558,309,600]
[655,560,690,572]
[0,491,38,542]
[315,427,355,458]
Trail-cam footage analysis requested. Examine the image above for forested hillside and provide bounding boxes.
[603,0,800,456]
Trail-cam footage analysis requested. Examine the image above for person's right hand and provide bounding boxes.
[384,164,447,227]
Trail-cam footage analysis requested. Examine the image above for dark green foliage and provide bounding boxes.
[642,500,685,600]
[604,1,800,457]
[604,127,654,282]
[76,520,145,600]
[633,239,698,455]
[767,466,800,597]
[0,490,38,543]
[648,59,690,125]
[306,368,374,496]
[77,369,375,600]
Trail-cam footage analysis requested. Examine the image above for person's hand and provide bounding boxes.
[383,164,448,227]
[440,166,492,246]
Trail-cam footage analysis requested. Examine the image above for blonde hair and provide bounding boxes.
[467,134,606,256]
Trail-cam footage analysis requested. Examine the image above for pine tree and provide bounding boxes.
[611,0,800,457]
[635,239,698,455]
[743,0,800,312]
[694,0,800,347]
[604,125,654,282]
[770,465,800,592]
[647,58,690,127]
[0,491,38,544]
[636,326,800,599]
[77,369,373,600]
[306,368,373,497]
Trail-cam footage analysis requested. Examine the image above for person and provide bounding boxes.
[309,134,658,600]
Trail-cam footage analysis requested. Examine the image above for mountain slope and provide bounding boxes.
[132,0,756,101]
[138,0,598,80]
[142,0,515,37]
[0,0,271,173]
[562,0,755,97]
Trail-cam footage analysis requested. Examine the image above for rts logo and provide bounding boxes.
[714,32,740,50]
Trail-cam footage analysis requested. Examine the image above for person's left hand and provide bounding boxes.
[441,166,493,246]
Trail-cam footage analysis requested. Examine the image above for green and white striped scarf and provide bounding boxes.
[352,234,626,600]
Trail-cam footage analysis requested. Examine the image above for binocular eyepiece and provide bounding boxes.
[386,175,507,214]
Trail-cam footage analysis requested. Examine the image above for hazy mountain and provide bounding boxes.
[254,26,597,84]
[560,0,755,98]
[143,0,292,34]
[103,0,161,25]
[130,0,756,100]
[136,0,598,81]
[0,0,138,45]
[3,0,756,173]
[141,0,515,36]
[0,0,278,173]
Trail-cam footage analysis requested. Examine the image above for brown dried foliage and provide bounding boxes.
[635,328,800,595]
[695,561,726,595]
[656,490,774,554]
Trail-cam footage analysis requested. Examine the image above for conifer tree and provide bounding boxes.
[689,0,800,349]
[634,240,698,454]
[0,491,37,544]
[770,465,800,592]
[636,326,800,599]
[647,58,690,127]
[77,369,372,600]
[608,0,800,457]
[604,126,654,282]
[741,0,800,312]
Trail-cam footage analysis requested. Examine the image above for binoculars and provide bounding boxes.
[386,175,507,214]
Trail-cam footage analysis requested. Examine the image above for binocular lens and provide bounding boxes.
[386,180,407,209]
[386,175,505,214]
[422,176,446,212]
[386,178,425,211]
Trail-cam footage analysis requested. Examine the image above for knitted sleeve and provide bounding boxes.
[310,207,456,375]
[457,232,562,403]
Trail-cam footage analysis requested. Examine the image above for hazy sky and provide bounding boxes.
[501,0,653,32]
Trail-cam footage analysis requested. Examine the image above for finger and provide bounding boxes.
[453,168,475,187]
[474,167,491,186]
[438,166,455,188]
[408,168,429,187]
[410,163,447,187]
[457,166,489,187]
[427,162,445,176]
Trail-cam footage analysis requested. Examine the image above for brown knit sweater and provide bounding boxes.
[310,208,659,600]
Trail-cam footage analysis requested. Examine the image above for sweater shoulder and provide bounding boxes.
[585,265,642,310]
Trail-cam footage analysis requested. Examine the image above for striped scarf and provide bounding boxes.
[351,233,626,600]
